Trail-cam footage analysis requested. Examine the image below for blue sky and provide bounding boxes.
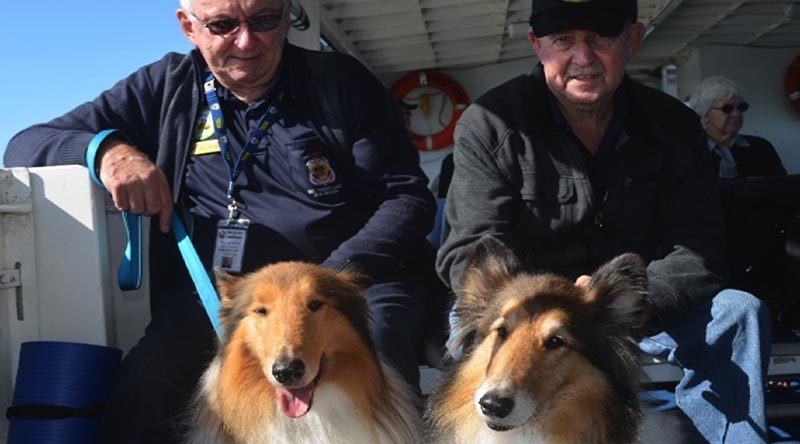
[0,1,193,166]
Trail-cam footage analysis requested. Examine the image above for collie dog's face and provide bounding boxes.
[215,263,373,418]
[471,275,596,432]
[447,236,649,435]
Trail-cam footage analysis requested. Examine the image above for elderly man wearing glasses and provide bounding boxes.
[4,0,438,442]
[690,75,786,178]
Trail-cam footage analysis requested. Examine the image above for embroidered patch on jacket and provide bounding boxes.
[306,155,336,186]
[304,152,342,198]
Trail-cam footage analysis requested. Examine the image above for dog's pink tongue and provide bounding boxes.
[277,385,313,418]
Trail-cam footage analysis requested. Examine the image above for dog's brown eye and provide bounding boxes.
[495,325,508,340]
[253,306,268,317]
[307,300,324,312]
[544,336,564,350]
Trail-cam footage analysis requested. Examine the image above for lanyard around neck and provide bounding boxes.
[202,73,284,216]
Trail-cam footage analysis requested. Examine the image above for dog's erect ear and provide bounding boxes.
[587,253,650,337]
[459,235,520,300]
[451,236,520,355]
[337,270,372,292]
[214,268,240,305]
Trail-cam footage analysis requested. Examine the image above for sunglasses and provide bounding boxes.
[188,6,284,36]
[711,102,749,114]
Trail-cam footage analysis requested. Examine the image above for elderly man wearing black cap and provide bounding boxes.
[436,0,770,443]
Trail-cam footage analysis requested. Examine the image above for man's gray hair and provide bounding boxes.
[180,0,291,12]
[688,76,744,118]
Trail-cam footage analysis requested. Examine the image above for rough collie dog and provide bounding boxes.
[187,262,421,444]
[426,237,680,444]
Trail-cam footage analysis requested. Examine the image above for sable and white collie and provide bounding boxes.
[425,236,681,444]
[187,262,421,444]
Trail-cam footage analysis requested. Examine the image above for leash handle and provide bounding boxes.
[116,211,142,290]
[86,130,222,336]
[87,130,141,291]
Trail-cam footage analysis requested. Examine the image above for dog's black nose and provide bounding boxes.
[479,393,514,419]
[272,358,305,385]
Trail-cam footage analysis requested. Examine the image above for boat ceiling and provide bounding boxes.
[319,0,800,75]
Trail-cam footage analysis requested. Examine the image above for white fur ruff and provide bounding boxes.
[434,405,683,444]
[187,360,420,444]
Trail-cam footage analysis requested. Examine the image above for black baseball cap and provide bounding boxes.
[529,0,638,38]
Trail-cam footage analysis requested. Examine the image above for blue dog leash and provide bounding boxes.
[171,213,222,336]
[86,131,222,337]
[87,130,141,292]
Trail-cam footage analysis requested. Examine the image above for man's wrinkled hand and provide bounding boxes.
[97,139,173,233]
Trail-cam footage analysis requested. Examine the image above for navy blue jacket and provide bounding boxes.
[5,44,435,289]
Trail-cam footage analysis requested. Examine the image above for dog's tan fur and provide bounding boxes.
[187,262,420,444]
[425,237,681,444]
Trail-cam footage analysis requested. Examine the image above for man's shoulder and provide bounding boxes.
[740,134,772,147]
[475,73,542,111]
[131,51,196,85]
[287,44,369,79]
[160,51,191,64]
[462,72,544,130]
[627,79,698,125]
[145,51,193,71]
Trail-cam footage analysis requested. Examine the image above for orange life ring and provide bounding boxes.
[391,70,470,151]
[786,55,800,115]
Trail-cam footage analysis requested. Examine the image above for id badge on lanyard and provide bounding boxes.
[213,217,250,273]
[204,72,283,274]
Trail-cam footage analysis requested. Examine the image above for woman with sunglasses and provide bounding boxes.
[690,75,786,178]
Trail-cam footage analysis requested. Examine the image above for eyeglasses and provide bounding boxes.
[710,102,749,114]
[187,6,284,36]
